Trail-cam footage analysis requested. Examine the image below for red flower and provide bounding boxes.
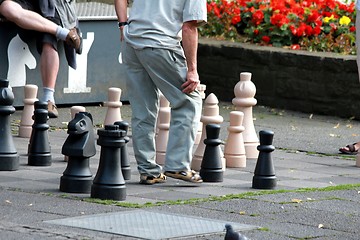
[252,10,264,26]
[350,26,356,32]
[253,29,259,35]
[290,44,300,50]
[232,15,241,25]
[262,36,271,43]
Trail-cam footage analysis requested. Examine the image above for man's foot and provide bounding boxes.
[164,170,203,183]
[65,28,82,54]
[47,101,58,118]
[139,173,167,185]
[339,142,360,155]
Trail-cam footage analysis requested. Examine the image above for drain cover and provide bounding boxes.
[45,210,257,239]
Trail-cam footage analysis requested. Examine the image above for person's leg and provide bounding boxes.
[137,47,202,173]
[40,42,59,118]
[123,42,163,180]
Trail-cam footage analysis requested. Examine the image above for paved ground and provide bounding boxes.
[0,102,359,240]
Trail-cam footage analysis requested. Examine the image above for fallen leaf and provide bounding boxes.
[5,200,11,204]
[333,123,340,129]
[309,114,313,119]
[346,124,353,129]
[291,199,302,203]
[239,211,246,215]
[318,224,324,228]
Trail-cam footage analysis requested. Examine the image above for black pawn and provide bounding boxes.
[252,130,276,189]
[0,79,19,171]
[114,121,131,181]
[60,112,96,193]
[200,124,223,182]
[91,125,126,201]
[28,101,51,166]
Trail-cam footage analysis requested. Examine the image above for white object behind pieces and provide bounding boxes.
[18,84,38,138]
[155,94,170,165]
[224,111,246,168]
[192,93,224,171]
[104,87,122,126]
[232,72,259,159]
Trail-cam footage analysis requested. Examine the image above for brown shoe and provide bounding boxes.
[65,28,82,54]
[47,101,58,118]
[139,173,167,185]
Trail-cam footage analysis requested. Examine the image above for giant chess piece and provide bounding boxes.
[28,101,51,166]
[114,121,131,181]
[192,93,224,171]
[64,106,86,162]
[60,112,96,193]
[104,87,122,126]
[155,93,170,165]
[200,124,223,182]
[252,130,276,189]
[19,84,38,138]
[91,125,126,201]
[195,83,206,145]
[0,79,19,171]
[224,111,246,168]
[232,72,259,159]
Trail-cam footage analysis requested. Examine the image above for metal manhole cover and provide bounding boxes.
[45,210,257,239]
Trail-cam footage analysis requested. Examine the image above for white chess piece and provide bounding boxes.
[194,84,206,145]
[18,85,38,138]
[155,94,171,165]
[192,93,224,171]
[104,87,122,125]
[232,72,259,159]
[224,111,246,168]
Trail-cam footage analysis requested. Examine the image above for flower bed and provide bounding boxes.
[201,0,356,55]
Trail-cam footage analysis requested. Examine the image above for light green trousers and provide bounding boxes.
[123,42,202,176]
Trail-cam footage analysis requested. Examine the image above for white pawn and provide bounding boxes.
[192,93,224,171]
[18,84,38,138]
[224,111,246,168]
[232,72,259,159]
[155,94,171,165]
[64,106,86,162]
[104,87,122,126]
[194,84,206,145]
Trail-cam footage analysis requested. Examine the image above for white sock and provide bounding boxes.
[42,87,55,103]
[55,26,70,41]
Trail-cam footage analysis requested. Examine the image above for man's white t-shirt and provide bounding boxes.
[123,0,207,50]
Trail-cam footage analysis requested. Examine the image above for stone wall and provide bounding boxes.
[198,38,360,119]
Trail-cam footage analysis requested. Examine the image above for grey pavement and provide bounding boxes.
[0,102,359,239]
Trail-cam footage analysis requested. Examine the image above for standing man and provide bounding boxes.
[114,0,207,184]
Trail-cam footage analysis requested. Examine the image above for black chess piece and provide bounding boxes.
[60,112,96,193]
[252,130,276,189]
[114,121,131,181]
[200,124,223,182]
[91,125,126,201]
[0,78,19,171]
[28,101,51,166]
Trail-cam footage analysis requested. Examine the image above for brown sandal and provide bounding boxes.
[164,170,203,183]
[339,143,359,155]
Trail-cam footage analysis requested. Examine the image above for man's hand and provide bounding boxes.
[182,70,200,94]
